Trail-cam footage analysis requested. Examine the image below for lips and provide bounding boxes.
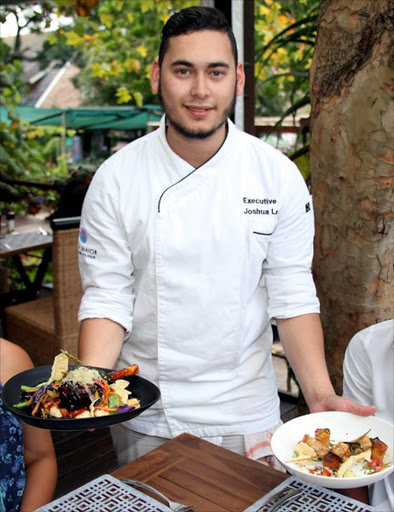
[185,105,213,117]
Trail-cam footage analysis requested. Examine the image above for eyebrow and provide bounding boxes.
[170,59,230,69]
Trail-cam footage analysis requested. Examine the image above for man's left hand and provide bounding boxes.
[310,394,376,416]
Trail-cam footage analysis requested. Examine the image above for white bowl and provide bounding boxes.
[271,411,393,489]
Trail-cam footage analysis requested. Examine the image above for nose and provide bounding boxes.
[190,73,209,99]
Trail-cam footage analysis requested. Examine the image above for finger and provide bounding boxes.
[336,398,377,417]
[352,404,377,417]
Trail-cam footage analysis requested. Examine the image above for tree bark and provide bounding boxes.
[309,0,394,394]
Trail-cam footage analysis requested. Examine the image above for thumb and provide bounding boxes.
[338,397,377,417]
[351,403,377,417]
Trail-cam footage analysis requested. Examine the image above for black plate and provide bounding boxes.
[2,365,161,431]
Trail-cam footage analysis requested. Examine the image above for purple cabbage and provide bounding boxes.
[117,405,135,414]
[32,385,48,407]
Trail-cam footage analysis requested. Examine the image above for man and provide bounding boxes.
[78,6,374,464]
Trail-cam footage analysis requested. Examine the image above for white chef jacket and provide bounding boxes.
[78,116,320,438]
[343,319,394,511]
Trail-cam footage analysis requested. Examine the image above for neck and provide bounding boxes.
[165,122,227,168]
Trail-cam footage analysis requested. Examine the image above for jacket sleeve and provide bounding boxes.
[342,335,373,405]
[263,160,320,320]
[77,162,135,335]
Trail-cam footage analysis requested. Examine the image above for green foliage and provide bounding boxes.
[40,0,319,116]
[35,36,77,71]
[49,0,196,106]
[292,150,310,181]
[0,3,57,59]
[254,0,319,180]
[255,0,320,117]
[0,39,69,214]
[0,49,37,197]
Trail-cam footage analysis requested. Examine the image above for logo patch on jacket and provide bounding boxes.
[78,228,97,259]
[305,202,311,213]
[79,227,88,243]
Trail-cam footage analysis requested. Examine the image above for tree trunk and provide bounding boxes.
[309,0,393,395]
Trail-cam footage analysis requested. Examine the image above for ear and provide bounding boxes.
[151,59,160,93]
[236,63,245,97]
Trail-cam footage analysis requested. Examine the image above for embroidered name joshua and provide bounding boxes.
[244,207,270,215]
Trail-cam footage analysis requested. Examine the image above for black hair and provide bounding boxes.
[158,6,238,68]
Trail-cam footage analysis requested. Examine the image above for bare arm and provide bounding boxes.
[78,318,125,368]
[276,314,376,416]
[21,425,57,512]
[1,339,57,511]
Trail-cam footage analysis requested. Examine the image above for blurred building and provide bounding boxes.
[2,32,82,108]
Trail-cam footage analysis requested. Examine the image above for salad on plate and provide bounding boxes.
[13,350,140,419]
[292,427,391,478]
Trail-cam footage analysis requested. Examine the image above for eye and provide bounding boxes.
[176,68,190,76]
[210,69,225,78]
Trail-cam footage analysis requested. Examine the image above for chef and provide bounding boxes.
[78,5,375,465]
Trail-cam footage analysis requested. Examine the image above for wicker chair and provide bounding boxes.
[4,217,82,366]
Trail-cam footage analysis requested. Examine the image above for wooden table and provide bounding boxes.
[112,433,288,512]
[0,214,53,308]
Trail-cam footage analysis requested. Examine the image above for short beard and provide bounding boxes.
[158,80,237,140]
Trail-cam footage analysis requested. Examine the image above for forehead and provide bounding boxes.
[163,29,235,67]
